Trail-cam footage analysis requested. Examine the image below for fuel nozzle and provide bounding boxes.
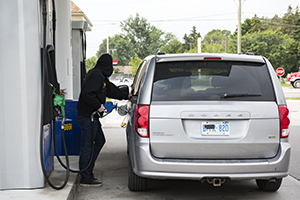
[53,89,66,117]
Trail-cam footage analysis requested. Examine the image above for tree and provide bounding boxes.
[129,54,143,75]
[280,6,300,39]
[97,13,174,66]
[181,26,201,52]
[241,29,297,73]
[96,35,134,66]
[202,29,232,53]
[120,13,173,59]
[280,6,300,71]
[233,15,279,37]
[85,56,97,72]
[160,39,182,53]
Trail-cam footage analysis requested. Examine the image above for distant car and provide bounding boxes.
[118,78,133,87]
[125,53,291,192]
[287,71,300,88]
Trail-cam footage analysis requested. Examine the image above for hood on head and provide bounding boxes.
[95,53,113,77]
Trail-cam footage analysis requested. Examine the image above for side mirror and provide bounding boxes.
[118,85,129,96]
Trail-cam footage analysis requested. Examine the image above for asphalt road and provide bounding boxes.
[75,95,300,200]
[282,86,300,98]
[286,100,300,181]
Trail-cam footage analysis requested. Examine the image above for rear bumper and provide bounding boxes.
[130,140,291,180]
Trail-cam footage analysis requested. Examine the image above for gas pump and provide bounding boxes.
[0,0,55,190]
[0,0,128,190]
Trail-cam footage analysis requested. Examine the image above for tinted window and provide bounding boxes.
[152,61,275,101]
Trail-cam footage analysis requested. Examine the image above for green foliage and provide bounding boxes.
[187,47,198,53]
[97,13,174,67]
[181,26,201,52]
[114,68,120,73]
[280,6,300,39]
[85,56,98,72]
[203,29,231,44]
[202,29,232,53]
[229,6,300,73]
[241,29,297,73]
[129,54,143,75]
[233,14,280,37]
[96,35,134,66]
[92,6,300,75]
[120,13,173,59]
[160,39,182,53]
[280,6,300,71]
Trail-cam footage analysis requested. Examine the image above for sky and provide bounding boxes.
[71,0,299,58]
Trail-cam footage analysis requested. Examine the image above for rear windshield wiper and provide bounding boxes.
[221,93,262,99]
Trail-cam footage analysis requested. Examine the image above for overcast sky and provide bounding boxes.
[72,0,299,58]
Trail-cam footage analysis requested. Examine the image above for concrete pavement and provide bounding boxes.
[0,100,127,200]
[76,126,300,200]
[0,157,79,200]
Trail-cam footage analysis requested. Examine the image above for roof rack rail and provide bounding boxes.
[239,52,255,55]
[156,52,166,55]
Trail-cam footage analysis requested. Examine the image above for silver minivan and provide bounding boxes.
[126,53,291,191]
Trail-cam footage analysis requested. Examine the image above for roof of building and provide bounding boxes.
[71,1,93,30]
[71,1,83,13]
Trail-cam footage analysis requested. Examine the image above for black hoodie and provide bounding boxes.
[77,54,128,117]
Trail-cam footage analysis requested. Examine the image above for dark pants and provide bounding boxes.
[77,115,106,181]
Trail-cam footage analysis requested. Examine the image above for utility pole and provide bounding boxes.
[107,35,109,53]
[198,37,201,53]
[238,0,242,53]
[107,23,109,53]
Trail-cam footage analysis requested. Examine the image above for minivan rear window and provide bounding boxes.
[152,61,275,101]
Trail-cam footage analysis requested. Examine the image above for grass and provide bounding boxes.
[286,97,300,100]
[281,82,291,87]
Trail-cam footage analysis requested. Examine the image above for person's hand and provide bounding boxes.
[98,104,105,113]
[128,87,134,99]
[128,93,132,99]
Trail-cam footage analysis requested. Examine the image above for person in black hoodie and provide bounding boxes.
[77,53,130,186]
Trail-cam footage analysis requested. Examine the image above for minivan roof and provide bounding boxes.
[150,53,265,63]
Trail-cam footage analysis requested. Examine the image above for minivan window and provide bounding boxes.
[132,60,148,95]
[152,61,275,101]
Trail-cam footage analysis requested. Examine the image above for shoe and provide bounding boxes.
[80,178,103,186]
[91,173,97,180]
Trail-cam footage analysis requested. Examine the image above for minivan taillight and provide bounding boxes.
[278,105,290,138]
[135,105,149,137]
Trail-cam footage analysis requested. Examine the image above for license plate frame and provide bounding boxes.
[201,121,230,136]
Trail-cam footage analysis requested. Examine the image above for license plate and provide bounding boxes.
[202,121,230,136]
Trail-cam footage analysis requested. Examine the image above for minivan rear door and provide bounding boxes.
[149,61,280,159]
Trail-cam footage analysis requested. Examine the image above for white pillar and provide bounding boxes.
[56,0,73,99]
[0,0,44,189]
[198,37,201,53]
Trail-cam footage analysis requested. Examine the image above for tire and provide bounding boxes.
[292,80,300,88]
[128,157,147,191]
[256,178,282,191]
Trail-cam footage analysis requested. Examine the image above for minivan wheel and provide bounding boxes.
[256,178,282,191]
[128,157,147,191]
[292,80,300,88]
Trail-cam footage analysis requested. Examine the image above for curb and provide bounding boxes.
[66,174,80,200]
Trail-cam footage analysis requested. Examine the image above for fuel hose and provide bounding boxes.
[40,0,70,190]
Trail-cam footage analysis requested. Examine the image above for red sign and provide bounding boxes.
[276,68,285,76]
[113,59,118,65]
